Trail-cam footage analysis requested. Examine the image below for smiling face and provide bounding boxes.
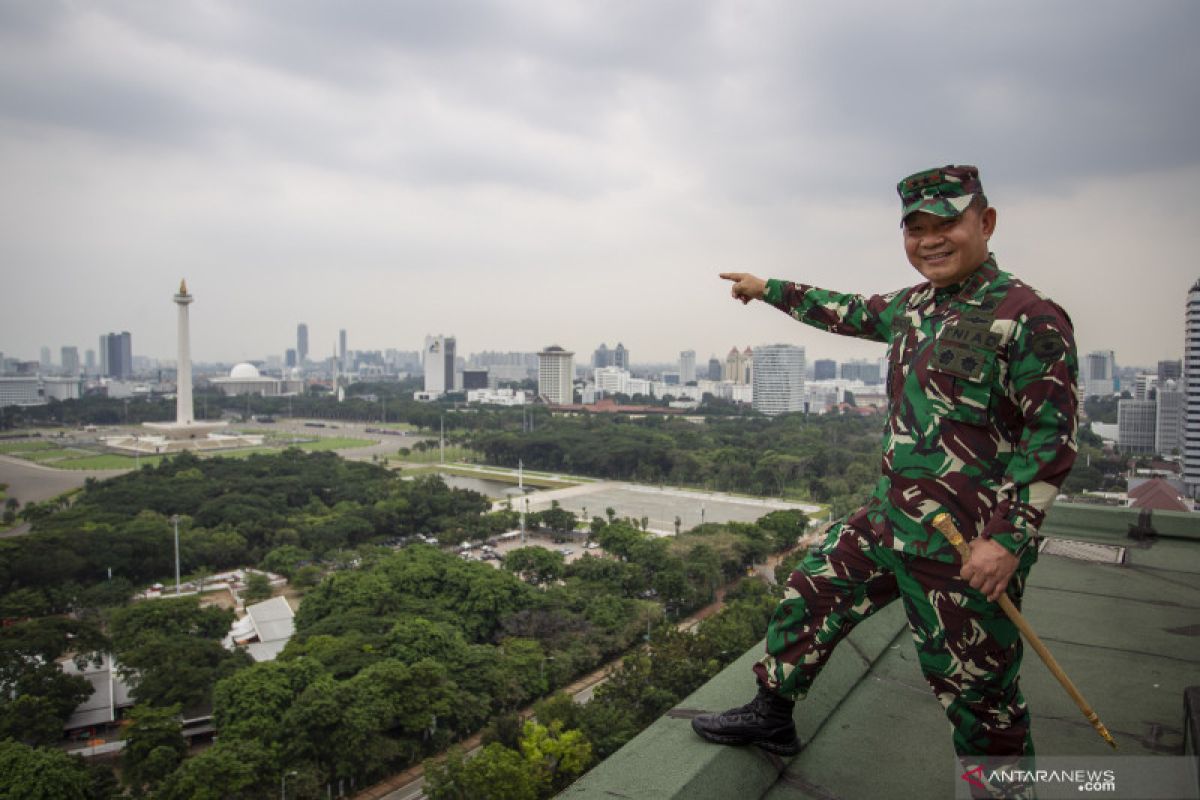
[902,204,997,288]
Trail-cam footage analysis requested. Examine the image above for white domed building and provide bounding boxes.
[209,363,304,397]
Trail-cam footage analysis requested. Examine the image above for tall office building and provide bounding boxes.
[613,343,629,370]
[285,349,297,368]
[679,350,696,384]
[61,346,80,375]
[339,329,347,368]
[1083,350,1117,397]
[1156,381,1183,456]
[84,349,96,374]
[1183,279,1200,496]
[813,359,837,380]
[1158,360,1182,382]
[297,323,309,365]
[724,346,754,385]
[39,347,51,370]
[707,355,722,381]
[593,343,611,369]
[101,332,133,379]
[1117,398,1157,454]
[752,344,805,417]
[424,335,456,394]
[538,346,575,405]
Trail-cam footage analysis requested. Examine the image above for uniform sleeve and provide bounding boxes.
[980,306,1079,555]
[763,279,901,344]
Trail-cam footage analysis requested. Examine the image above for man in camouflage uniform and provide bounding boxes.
[692,165,1079,760]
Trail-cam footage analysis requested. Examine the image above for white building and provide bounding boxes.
[1083,350,1117,398]
[538,346,575,405]
[679,350,697,384]
[594,366,630,396]
[467,388,527,406]
[1184,279,1200,496]
[424,335,456,395]
[1118,398,1158,454]
[752,344,805,417]
[1156,381,1184,456]
[0,376,43,408]
[209,363,304,397]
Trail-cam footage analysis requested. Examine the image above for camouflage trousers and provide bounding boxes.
[753,518,1036,757]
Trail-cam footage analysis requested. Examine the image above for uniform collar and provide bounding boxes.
[954,255,1000,305]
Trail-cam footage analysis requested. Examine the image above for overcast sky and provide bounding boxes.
[2,1,1197,370]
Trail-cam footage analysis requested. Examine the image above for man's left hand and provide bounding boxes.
[961,538,1019,602]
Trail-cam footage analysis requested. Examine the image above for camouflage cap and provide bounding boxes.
[897,165,983,222]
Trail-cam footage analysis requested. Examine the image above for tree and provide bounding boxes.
[518,720,593,794]
[241,572,273,604]
[154,739,274,800]
[0,740,93,800]
[502,547,565,586]
[121,703,186,796]
[424,744,539,800]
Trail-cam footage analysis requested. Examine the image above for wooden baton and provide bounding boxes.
[930,513,1117,750]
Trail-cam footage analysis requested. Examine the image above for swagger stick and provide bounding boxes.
[931,513,1118,750]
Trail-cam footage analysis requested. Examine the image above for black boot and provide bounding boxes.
[691,685,802,756]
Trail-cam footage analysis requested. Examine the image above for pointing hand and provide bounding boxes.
[719,272,767,305]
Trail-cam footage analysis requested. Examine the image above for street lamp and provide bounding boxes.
[170,515,181,595]
[281,770,298,800]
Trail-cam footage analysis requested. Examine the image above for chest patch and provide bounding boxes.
[930,339,989,381]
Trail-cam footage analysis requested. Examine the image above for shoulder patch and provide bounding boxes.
[1030,330,1066,362]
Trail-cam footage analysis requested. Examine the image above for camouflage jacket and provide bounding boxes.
[763,256,1079,562]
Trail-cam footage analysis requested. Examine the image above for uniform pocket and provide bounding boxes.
[928,340,994,426]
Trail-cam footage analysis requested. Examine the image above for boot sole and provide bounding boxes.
[692,723,802,757]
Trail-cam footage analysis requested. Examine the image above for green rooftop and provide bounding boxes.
[560,504,1200,799]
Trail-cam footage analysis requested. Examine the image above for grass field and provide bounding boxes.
[55,454,166,470]
[295,437,375,451]
[0,440,58,455]
[397,445,480,464]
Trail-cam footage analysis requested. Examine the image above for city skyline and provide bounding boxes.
[1,3,1197,365]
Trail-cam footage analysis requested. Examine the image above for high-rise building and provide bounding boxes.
[594,366,630,396]
[752,344,805,417]
[39,347,51,370]
[592,343,611,369]
[462,369,489,390]
[297,323,309,365]
[1117,398,1157,454]
[679,350,696,384]
[707,355,722,381]
[424,335,456,394]
[339,329,347,368]
[1133,374,1159,401]
[84,349,96,374]
[1083,350,1117,397]
[840,359,882,384]
[813,359,837,380]
[285,349,297,368]
[61,346,80,375]
[1183,279,1200,496]
[1156,381,1184,456]
[1158,359,1182,382]
[98,336,108,376]
[101,332,133,379]
[538,346,575,405]
[724,346,754,385]
[613,343,629,370]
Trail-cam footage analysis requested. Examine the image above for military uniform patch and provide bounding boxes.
[930,340,989,381]
[1031,331,1065,362]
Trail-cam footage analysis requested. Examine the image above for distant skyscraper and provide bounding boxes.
[84,349,96,374]
[101,332,133,379]
[814,359,837,380]
[285,348,297,368]
[613,343,629,369]
[1156,380,1183,456]
[538,346,575,405]
[339,329,347,368]
[39,346,51,370]
[1158,359,1182,382]
[593,343,611,369]
[61,346,80,375]
[297,323,309,365]
[1117,398,1157,454]
[1083,350,1117,397]
[679,350,696,384]
[424,335,456,394]
[1183,279,1200,496]
[752,344,805,417]
[724,346,754,385]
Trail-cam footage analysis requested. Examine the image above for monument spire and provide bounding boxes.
[173,280,195,426]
